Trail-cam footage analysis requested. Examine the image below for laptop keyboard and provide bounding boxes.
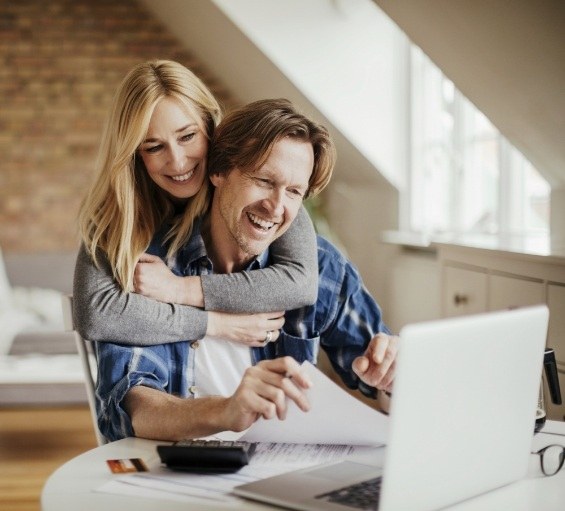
[315,476,381,510]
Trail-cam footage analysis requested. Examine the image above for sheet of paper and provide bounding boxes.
[97,442,378,505]
[96,478,236,505]
[96,361,388,504]
[239,361,389,446]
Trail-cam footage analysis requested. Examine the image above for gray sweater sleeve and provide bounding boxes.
[201,206,318,312]
[72,244,208,345]
[73,206,317,345]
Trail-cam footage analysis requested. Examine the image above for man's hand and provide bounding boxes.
[222,357,312,432]
[352,333,398,393]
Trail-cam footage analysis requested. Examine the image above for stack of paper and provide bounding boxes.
[97,362,389,505]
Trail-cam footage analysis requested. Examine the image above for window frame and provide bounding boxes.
[405,45,550,239]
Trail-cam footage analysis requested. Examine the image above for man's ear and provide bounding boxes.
[209,172,224,188]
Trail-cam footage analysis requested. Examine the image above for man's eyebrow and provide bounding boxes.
[256,167,309,191]
[142,124,198,144]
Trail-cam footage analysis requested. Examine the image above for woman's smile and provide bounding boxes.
[139,97,208,200]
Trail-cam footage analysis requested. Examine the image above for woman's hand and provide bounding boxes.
[207,310,285,347]
[134,253,285,346]
[134,253,204,306]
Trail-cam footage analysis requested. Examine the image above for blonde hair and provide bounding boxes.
[78,60,222,291]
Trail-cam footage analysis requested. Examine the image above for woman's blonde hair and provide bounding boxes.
[78,60,222,291]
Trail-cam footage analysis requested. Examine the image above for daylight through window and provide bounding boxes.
[408,46,550,238]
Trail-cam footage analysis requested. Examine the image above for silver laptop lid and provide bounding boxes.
[234,306,548,511]
[380,305,548,511]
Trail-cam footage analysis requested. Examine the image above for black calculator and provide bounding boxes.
[157,439,257,472]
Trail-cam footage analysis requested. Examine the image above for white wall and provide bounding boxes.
[375,0,565,186]
[213,0,408,191]
[374,0,565,249]
[373,0,565,322]
[140,0,405,316]
[386,251,441,332]
[140,0,565,329]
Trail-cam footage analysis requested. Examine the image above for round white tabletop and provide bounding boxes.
[42,422,565,511]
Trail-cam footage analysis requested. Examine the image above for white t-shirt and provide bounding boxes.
[193,335,252,398]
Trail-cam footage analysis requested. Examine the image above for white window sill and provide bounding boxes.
[381,230,564,262]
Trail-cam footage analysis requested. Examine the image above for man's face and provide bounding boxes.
[210,137,313,263]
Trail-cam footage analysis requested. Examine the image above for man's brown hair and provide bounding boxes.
[208,98,336,198]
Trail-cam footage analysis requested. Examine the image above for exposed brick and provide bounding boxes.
[0,0,237,254]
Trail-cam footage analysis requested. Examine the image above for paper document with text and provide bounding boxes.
[238,361,389,446]
[96,361,389,505]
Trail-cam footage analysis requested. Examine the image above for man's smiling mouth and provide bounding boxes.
[247,212,277,231]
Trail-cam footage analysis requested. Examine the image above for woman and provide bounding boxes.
[73,60,321,347]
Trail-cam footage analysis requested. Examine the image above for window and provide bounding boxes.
[407,46,550,238]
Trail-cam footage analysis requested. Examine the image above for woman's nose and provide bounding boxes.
[169,144,186,171]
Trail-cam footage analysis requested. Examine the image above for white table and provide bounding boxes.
[42,421,565,511]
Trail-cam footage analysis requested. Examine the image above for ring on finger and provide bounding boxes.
[264,330,274,344]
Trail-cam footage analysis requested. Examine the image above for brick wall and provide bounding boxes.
[0,0,236,254]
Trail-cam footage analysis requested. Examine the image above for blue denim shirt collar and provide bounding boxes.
[155,216,270,276]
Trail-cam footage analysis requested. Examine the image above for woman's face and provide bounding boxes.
[138,97,209,201]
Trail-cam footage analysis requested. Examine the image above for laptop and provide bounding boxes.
[233,305,549,511]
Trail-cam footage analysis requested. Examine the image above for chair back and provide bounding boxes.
[62,295,107,445]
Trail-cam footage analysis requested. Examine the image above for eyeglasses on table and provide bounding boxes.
[532,444,565,477]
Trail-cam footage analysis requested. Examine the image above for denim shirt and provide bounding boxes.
[95,222,390,441]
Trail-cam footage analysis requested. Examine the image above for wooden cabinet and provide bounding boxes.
[489,274,545,311]
[443,265,487,317]
[439,245,565,421]
[443,264,545,315]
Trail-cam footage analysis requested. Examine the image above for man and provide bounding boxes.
[96,99,397,442]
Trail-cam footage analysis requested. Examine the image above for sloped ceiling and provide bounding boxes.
[138,0,396,188]
[141,0,565,189]
[374,0,565,187]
